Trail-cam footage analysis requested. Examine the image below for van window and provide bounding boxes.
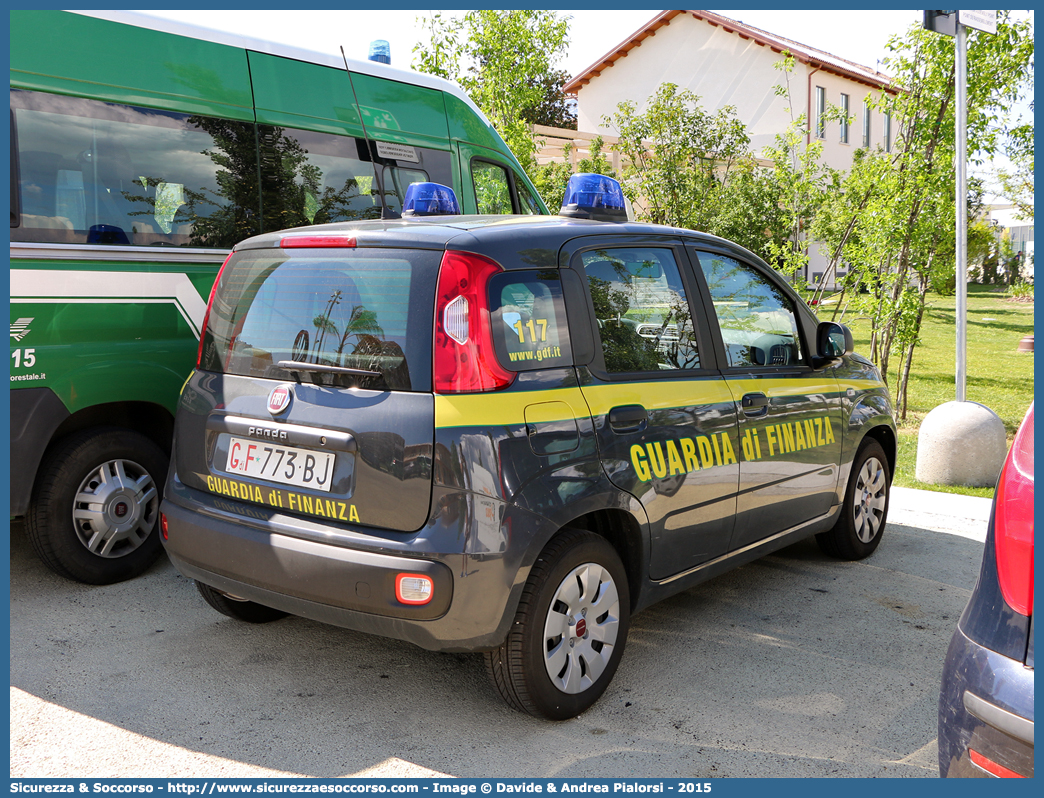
[10,89,258,247]
[516,179,542,215]
[258,127,453,230]
[10,110,20,227]
[200,248,442,391]
[473,160,512,214]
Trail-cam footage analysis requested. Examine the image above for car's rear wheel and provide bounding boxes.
[485,528,630,720]
[196,581,289,623]
[817,438,890,560]
[25,428,167,584]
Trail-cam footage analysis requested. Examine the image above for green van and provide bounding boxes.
[9,9,548,584]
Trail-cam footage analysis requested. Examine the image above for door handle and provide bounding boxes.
[608,404,648,432]
[741,393,769,416]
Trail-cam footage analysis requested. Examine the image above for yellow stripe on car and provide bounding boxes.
[435,388,590,429]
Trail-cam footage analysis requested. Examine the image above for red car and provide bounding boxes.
[938,403,1034,777]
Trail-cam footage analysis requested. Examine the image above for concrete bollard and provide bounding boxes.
[915,401,1008,488]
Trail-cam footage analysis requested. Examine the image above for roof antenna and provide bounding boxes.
[341,45,401,221]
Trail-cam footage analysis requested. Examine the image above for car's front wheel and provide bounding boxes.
[485,528,630,720]
[817,438,890,560]
[25,428,167,584]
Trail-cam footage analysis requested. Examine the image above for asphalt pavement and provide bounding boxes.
[9,487,992,778]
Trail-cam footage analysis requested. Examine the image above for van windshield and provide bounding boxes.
[200,248,440,391]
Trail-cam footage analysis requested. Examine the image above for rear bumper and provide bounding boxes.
[938,624,1034,778]
[162,499,454,620]
[160,476,549,652]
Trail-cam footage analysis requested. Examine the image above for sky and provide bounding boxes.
[137,8,923,77]
[135,8,1032,204]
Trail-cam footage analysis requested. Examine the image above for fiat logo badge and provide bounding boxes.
[267,384,292,415]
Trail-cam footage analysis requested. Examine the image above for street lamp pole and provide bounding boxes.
[916,10,1006,488]
[955,21,967,402]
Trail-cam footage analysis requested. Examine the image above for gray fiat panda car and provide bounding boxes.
[160,175,896,720]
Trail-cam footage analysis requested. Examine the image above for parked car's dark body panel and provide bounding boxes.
[959,510,1033,662]
[938,405,1034,778]
[938,513,1035,778]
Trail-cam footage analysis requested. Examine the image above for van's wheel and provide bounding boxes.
[196,582,289,623]
[485,529,630,720]
[25,428,167,584]
[817,438,890,560]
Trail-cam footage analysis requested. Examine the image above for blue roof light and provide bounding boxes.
[560,173,629,222]
[402,182,461,217]
[368,40,391,65]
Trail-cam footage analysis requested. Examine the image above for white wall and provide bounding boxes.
[577,18,797,157]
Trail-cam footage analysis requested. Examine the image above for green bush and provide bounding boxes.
[1009,280,1034,300]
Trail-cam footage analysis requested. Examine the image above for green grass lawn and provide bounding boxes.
[837,284,1034,498]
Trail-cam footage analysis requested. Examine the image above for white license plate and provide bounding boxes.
[225,437,336,492]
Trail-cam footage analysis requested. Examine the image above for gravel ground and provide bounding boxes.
[10,502,985,779]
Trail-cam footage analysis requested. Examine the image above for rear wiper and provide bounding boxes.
[276,360,381,384]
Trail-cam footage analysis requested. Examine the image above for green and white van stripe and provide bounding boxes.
[10,269,208,338]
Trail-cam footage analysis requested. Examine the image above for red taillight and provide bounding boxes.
[433,250,515,394]
[280,235,357,248]
[969,748,1026,778]
[160,513,169,541]
[196,251,235,369]
[994,403,1034,616]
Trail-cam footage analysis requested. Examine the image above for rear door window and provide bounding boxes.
[582,248,701,373]
[200,248,441,391]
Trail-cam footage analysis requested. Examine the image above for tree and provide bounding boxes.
[599,72,823,270]
[601,83,750,232]
[412,11,571,174]
[995,112,1034,220]
[709,156,790,262]
[809,12,1033,419]
[521,68,577,130]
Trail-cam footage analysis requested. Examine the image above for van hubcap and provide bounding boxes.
[72,459,158,558]
[853,456,887,543]
[543,562,620,694]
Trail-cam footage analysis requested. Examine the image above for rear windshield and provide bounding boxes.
[199,248,440,391]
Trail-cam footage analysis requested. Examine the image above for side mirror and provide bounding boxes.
[815,321,853,364]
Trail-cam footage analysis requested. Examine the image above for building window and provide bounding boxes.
[884,113,892,152]
[862,98,871,147]
[815,86,826,139]
[840,93,850,144]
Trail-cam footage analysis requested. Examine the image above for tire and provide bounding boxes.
[196,581,289,624]
[817,438,890,560]
[484,528,630,720]
[25,428,168,584]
